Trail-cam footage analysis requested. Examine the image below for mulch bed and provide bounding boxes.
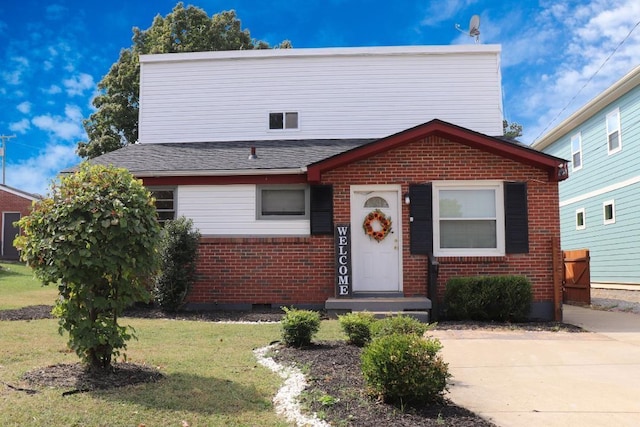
[2,304,583,425]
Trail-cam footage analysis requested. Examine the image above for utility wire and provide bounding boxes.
[534,18,640,143]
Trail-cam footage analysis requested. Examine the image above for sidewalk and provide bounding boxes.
[431,305,640,426]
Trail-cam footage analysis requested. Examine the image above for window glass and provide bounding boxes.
[606,110,621,153]
[364,196,389,208]
[260,188,306,217]
[603,201,615,224]
[434,184,503,255]
[571,133,582,170]
[269,113,284,129]
[150,188,175,225]
[285,112,298,129]
[576,208,585,230]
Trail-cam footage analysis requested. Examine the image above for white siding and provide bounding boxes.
[177,185,310,235]
[139,45,503,143]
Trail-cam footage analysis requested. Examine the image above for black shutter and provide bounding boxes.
[504,182,529,254]
[310,185,333,235]
[409,183,433,254]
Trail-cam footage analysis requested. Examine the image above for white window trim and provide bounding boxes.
[571,132,583,172]
[256,184,309,220]
[267,111,300,131]
[606,108,622,155]
[575,208,586,230]
[432,180,505,257]
[603,200,616,225]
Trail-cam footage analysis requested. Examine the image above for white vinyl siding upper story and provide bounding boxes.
[138,45,504,144]
[176,185,310,235]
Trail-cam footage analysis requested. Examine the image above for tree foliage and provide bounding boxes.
[78,2,291,159]
[503,119,523,139]
[153,216,201,312]
[14,163,161,371]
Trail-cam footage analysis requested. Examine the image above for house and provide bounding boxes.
[0,184,39,260]
[533,64,640,289]
[90,45,568,320]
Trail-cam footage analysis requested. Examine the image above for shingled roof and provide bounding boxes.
[89,139,375,176]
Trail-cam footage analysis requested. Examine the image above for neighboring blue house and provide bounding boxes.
[533,64,640,288]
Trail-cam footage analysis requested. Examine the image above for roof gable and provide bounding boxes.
[307,119,569,182]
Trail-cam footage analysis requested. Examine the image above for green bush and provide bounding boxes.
[338,312,376,346]
[153,216,201,312]
[444,275,532,322]
[361,334,450,405]
[370,314,428,338]
[281,307,321,347]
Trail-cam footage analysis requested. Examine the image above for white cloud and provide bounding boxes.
[5,142,79,195]
[63,73,95,96]
[502,0,640,144]
[16,101,31,114]
[31,105,86,141]
[9,119,30,134]
[43,84,62,95]
[421,0,479,26]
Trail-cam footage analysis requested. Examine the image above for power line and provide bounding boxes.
[0,134,17,185]
[534,18,640,143]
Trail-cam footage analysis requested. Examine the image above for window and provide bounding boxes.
[364,196,389,208]
[606,109,621,154]
[150,188,176,225]
[571,133,582,171]
[257,185,309,219]
[603,200,615,225]
[433,182,504,256]
[269,112,298,130]
[576,208,586,230]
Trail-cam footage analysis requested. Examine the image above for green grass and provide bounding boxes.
[0,317,344,426]
[0,260,347,425]
[0,262,58,309]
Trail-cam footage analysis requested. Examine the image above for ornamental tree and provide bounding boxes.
[14,163,161,372]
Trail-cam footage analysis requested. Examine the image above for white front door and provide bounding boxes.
[350,187,402,293]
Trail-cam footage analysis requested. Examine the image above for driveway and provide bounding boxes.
[431,305,640,426]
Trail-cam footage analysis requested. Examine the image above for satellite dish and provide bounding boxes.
[455,14,481,43]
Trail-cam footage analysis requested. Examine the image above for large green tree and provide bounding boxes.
[78,2,291,158]
[14,163,161,371]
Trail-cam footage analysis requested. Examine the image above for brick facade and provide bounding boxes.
[188,135,561,318]
[0,186,37,259]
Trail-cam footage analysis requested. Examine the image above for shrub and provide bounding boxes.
[281,307,321,347]
[14,163,161,371]
[153,216,201,312]
[338,312,376,346]
[444,275,532,322]
[370,314,428,338]
[361,333,450,405]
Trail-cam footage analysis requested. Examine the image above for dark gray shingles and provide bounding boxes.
[89,139,375,174]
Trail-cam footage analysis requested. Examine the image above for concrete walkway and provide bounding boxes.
[431,305,640,426]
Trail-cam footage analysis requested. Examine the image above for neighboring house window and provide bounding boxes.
[606,109,622,154]
[576,208,586,230]
[269,112,299,130]
[433,181,505,256]
[150,188,176,224]
[257,185,309,219]
[603,200,615,225]
[571,133,582,171]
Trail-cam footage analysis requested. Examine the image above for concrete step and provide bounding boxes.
[325,296,431,312]
[369,311,430,323]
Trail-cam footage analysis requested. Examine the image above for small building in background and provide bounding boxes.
[0,184,39,260]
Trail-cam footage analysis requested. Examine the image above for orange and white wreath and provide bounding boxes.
[362,209,392,242]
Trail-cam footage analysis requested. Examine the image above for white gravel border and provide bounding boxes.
[254,344,330,427]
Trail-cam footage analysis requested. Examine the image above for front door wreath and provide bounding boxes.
[362,209,392,242]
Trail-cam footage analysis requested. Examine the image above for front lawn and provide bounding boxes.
[0,262,57,309]
[0,317,335,426]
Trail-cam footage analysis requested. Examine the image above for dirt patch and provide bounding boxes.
[22,362,164,395]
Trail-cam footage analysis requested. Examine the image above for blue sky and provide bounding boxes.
[1,0,639,195]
